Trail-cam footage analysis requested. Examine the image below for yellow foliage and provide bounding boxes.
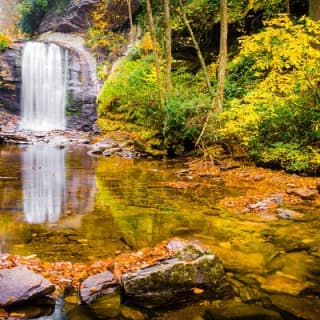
[0,33,12,51]
[217,16,320,147]
[138,32,153,53]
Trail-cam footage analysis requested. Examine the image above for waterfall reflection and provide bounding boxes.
[22,145,66,223]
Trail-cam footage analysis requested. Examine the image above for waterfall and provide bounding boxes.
[22,145,66,224]
[20,42,68,131]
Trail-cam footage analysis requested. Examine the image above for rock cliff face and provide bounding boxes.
[0,36,97,131]
[39,0,140,34]
[0,43,23,115]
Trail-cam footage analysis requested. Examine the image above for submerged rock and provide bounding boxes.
[286,188,317,200]
[80,271,119,304]
[277,208,305,220]
[204,301,283,320]
[270,295,320,320]
[121,242,227,308]
[0,266,55,308]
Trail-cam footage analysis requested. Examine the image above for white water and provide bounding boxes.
[20,42,68,131]
[22,145,66,224]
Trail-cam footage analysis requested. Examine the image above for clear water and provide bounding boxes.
[0,144,319,319]
[20,42,68,131]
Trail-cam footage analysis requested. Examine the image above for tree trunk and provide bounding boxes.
[214,0,228,113]
[164,0,172,98]
[145,0,165,109]
[178,0,213,96]
[196,0,228,145]
[127,0,133,32]
[285,0,290,14]
[309,0,320,20]
[126,0,135,43]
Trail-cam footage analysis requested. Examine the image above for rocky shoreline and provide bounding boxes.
[0,239,319,320]
[0,240,228,318]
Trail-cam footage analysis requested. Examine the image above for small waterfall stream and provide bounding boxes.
[20,42,68,131]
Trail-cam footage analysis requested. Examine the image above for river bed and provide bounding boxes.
[0,144,319,319]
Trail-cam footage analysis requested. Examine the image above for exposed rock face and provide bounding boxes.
[0,266,55,308]
[0,43,23,114]
[0,36,97,131]
[39,0,140,34]
[121,241,227,307]
[80,271,119,304]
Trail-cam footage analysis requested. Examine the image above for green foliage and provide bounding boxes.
[19,0,49,33]
[98,54,212,155]
[19,0,71,33]
[0,33,11,51]
[164,71,211,153]
[251,143,320,174]
[98,55,164,129]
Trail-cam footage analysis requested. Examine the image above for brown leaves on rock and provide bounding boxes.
[0,240,173,290]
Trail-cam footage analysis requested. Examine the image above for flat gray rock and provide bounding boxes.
[80,271,119,304]
[0,266,55,308]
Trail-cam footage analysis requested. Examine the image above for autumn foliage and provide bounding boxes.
[0,33,11,51]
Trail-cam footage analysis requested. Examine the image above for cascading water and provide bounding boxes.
[20,42,68,131]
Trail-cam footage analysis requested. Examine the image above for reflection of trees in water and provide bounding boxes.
[95,159,208,250]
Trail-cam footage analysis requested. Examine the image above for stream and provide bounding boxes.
[0,144,319,319]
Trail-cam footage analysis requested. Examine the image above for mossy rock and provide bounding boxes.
[121,243,227,308]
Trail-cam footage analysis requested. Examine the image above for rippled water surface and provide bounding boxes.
[0,144,319,319]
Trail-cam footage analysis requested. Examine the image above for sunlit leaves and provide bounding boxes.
[0,33,11,51]
[214,16,320,173]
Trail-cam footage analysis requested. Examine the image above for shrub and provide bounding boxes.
[0,33,11,51]
[19,0,49,33]
[98,56,213,155]
[210,16,320,173]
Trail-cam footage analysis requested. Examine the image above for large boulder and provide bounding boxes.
[39,0,140,34]
[121,240,227,308]
[0,43,23,114]
[0,266,55,308]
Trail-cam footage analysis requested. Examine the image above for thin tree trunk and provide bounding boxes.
[285,0,290,14]
[145,0,165,109]
[214,0,228,113]
[196,0,228,146]
[309,0,320,20]
[178,0,213,96]
[127,0,133,32]
[164,0,172,98]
